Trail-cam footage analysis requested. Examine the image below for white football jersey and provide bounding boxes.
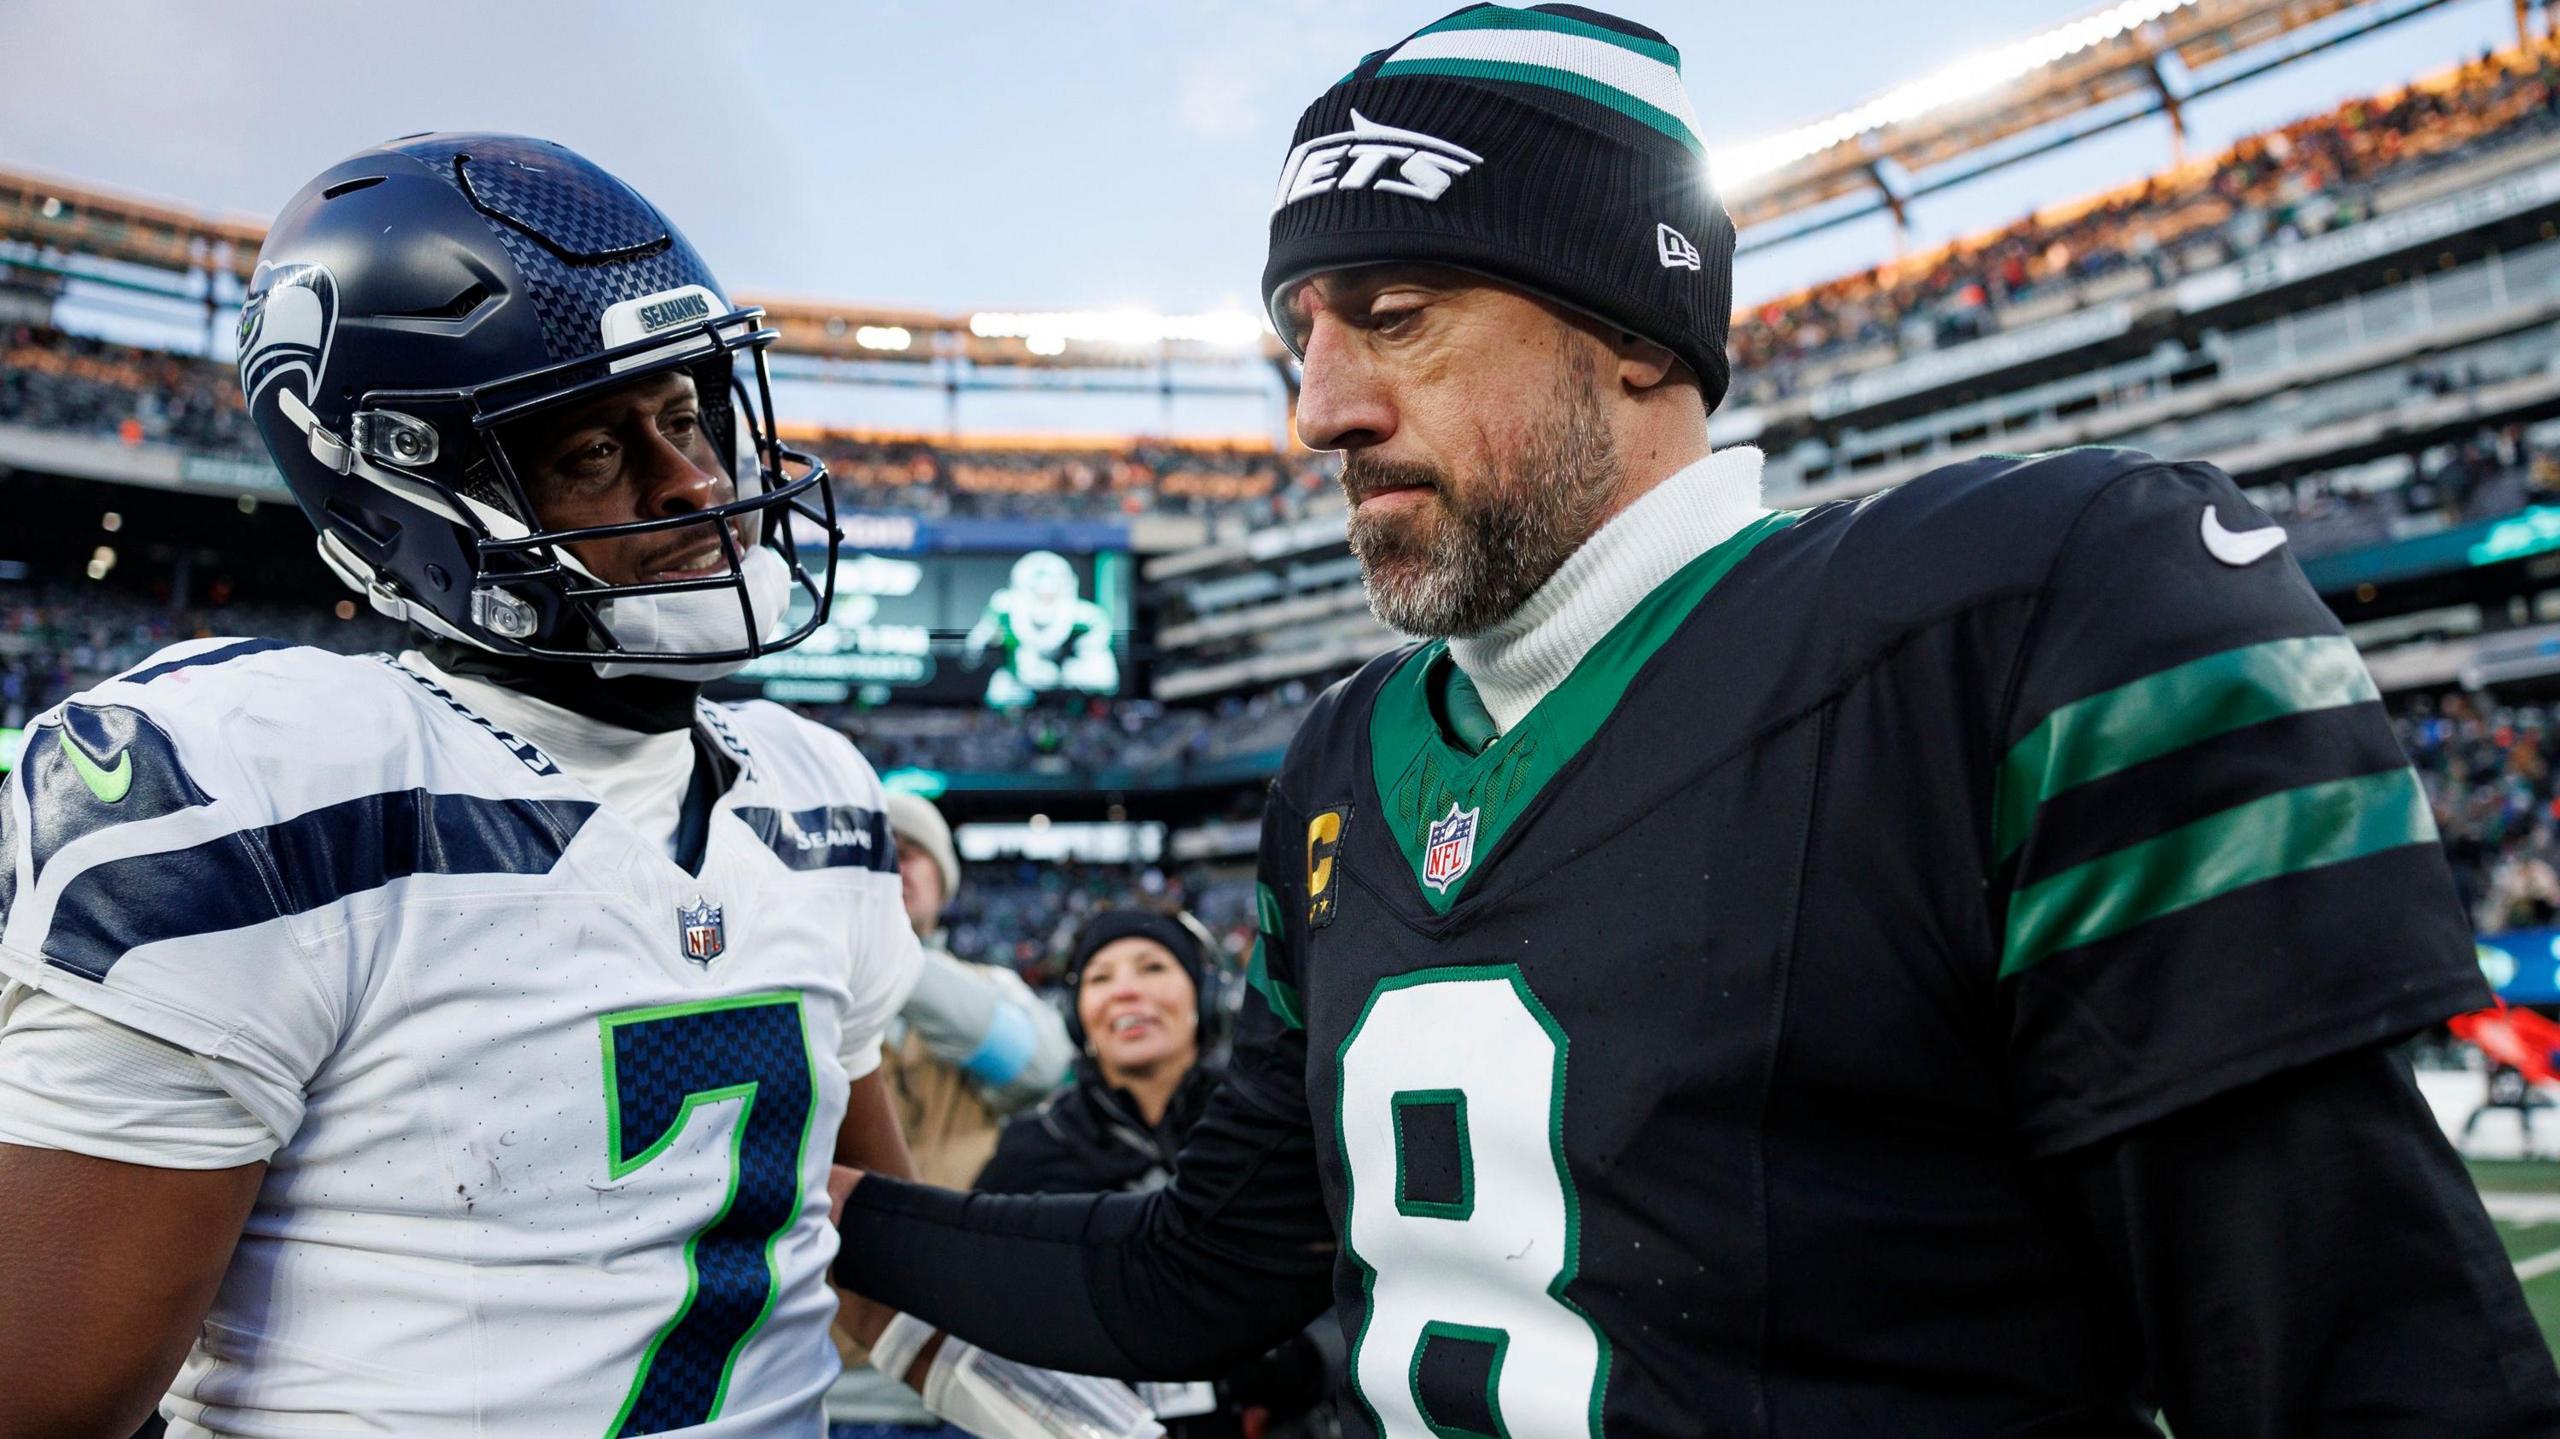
[0,638,922,1437]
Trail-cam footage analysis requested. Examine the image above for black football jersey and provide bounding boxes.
[1240,447,2487,1437]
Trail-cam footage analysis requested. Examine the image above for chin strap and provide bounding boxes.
[586,545,795,681]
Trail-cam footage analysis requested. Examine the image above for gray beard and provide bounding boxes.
[1345,346,1621,639]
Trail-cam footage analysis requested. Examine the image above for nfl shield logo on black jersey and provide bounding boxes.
[678,897,726,965]
[1422,802,1479,893]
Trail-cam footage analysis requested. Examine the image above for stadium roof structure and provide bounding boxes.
[0,0,2504,377]
[0,166,265,281]
[1719,0,2506,248]
[0,163,1288,370]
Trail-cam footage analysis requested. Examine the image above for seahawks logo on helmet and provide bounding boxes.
[237,260,339,408]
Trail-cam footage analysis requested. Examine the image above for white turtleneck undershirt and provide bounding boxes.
[1448,445,1769,734]
[401,650,699,857]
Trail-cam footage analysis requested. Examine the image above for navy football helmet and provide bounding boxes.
[238,133,836,675]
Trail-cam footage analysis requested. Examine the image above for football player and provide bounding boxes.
[0,136,1143,1439]
[964,550,1120,707]
[830,7,2560,1436]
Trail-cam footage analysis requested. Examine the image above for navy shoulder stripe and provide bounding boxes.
[19,704,215,888]
[0,776,17,927]
[118,638,296,686]
[42,790,596,981]
[732,804,896,874]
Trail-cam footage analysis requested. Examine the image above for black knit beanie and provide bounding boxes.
[1063,909,1212,1049]
[1263,3,1737,410]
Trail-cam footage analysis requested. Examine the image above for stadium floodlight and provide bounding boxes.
[1711,0,2200,193]
[853,325,913,351]
[966,307,1266,353]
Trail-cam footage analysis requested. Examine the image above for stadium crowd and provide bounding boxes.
[13,37,2560,518]
[0,324,1338,524]
[2249,422,2560,560]
[0,584,400,729]
[1727,36,2560,406]
[0,324,258,457]
[2403,689,2560,936]
[836,683,1314,780]
[811,434,1339,523]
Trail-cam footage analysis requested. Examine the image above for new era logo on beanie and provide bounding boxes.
[1262,2,1737,410]
[1657,223,1701,271]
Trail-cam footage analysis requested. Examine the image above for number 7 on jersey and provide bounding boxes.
[598,993,819,1437]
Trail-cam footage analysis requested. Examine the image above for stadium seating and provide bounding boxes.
[0,585,401,728]
[1727,37,2560,409]
[0,326,1333,525]
[2400,688,2560,936]
[806,434,1337,523]
[1,325,259,458]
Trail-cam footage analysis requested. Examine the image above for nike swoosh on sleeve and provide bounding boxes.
[2200,506,2288,567]
[61,734,133,804]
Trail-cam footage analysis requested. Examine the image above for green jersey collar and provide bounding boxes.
[1371,508,1800,912]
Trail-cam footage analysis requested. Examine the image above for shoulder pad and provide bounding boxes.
[42,641,421,811]
[716,699,885,804]
[1280,643,1423,787]
[85,638,356,712]
[1811,446,2174,618]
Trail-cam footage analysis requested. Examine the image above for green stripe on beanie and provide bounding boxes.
[1389,7,1704,152]
[1413,3,1682,67]
[1373,58,1704,154]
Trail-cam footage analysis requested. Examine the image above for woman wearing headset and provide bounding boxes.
[977,911,1336,1438]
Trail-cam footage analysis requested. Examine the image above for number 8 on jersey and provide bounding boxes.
[1335,966,1609,1439]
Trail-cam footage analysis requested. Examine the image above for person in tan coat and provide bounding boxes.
[827,790,1074,1437]
[875,791,1074,1186]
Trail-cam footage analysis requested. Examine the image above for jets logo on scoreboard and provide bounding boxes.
[1307,805,1351,929]
[678,897,726,965]
[1422,802,1479,894]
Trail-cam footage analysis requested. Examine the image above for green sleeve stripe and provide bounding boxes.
[2001,767,2436,978]
[1256,880,1285,938]
[1995,636,2377,864]
[1412,5,1684,67]
[1245,936,1305,1031]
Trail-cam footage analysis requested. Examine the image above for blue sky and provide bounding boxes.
[0,0,2525,436]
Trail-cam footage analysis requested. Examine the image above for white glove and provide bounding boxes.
[870,1312,1165,1439]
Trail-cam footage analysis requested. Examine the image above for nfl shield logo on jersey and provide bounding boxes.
[1422,802,1480,893]
[678,897,726,965]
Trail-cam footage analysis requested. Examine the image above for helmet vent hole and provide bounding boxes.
[320,175,386,200]
[322,499,399,558]
[388,282,492,322]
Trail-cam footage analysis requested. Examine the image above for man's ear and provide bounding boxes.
[1613,333,1682,393]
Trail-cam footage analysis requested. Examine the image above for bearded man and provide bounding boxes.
[828,6,2560,1435]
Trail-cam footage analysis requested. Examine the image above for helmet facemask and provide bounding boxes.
[316,304,839,679]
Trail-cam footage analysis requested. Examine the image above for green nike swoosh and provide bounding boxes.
[61,729,132,804]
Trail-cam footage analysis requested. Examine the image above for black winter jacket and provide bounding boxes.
[977,1062,1334,1438]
